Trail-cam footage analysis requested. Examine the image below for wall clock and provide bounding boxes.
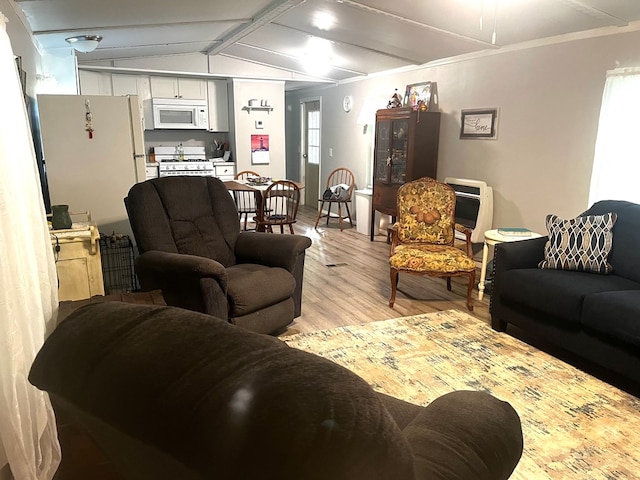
[342,95,353,113]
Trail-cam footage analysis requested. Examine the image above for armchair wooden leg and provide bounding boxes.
[338,203,343,231]
[389,269,399,307]
[326,202,332,226]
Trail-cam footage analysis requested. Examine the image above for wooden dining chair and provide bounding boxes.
[233,170,260,231]
[256,180,301,234]
[314,167,355,231]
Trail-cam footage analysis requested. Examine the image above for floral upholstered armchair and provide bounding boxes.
[389,177,476,311]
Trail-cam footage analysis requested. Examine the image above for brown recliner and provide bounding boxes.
[30,302,524,480]
[124,176,312,335]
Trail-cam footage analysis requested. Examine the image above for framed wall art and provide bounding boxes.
[403,82,432,111]
[460,108,498,139]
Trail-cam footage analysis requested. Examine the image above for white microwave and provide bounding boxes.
[152,98,209,130]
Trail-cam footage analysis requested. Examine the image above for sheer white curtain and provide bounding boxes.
[589,68,640,205]
[0,12,61,480]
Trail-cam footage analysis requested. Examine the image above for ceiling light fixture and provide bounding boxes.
[301,37,333,76]
[313,11,336,30]
[65,35,103,53]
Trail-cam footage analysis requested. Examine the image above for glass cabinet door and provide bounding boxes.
[374,120,391,182]
[390,119,408,184]
[375,116,410,184]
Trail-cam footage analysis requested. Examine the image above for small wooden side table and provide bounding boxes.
[478,229,543,301]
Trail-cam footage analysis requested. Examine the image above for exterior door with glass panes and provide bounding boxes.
[302,100,320,207]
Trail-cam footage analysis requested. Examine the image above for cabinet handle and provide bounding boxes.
[386,157,392,167]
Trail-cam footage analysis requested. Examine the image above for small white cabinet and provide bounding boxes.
[150,76,207,100]
[207,79,229,132]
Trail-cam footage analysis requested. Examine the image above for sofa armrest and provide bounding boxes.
[491,236,547,331]
[404,390,523,480]
[235,232,312,271]
[493,236,548,273]
[135,251,229,318]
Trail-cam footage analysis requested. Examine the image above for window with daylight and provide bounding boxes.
[306,109,320,165]
[589,68,640,205]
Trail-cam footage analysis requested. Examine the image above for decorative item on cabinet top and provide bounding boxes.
[403,82,438,112]
[387,89,403,109]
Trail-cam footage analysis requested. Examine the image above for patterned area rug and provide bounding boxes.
[284,310,640,479]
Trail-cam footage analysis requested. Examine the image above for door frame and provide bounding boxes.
[300,96,322,207]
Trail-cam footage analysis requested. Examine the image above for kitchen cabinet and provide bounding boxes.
[51,224,105,301]
[79,70,113,95]
[150,76,207,100]
[207,79,229,131]
[112,74,152,130]
[371,108,441,240]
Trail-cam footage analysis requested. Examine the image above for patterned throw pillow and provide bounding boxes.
[539,212,617,274]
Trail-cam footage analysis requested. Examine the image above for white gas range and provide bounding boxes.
[154,146,215,178]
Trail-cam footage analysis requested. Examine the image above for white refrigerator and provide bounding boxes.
[38,94,146,241]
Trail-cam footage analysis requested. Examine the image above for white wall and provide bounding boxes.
[230,79,286,178]
[285,29,640,234]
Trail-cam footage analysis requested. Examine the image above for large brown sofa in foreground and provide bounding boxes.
[30,302,523,480]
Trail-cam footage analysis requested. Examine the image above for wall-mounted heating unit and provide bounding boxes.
[445,177,494,245]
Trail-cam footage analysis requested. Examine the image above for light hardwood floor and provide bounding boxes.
[283,205,491,335]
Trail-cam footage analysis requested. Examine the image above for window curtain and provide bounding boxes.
[0,13,61,480]
[588,68,640,205]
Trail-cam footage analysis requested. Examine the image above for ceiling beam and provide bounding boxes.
[206,0,307,55]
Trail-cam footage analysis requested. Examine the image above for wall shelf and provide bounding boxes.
[242,106,273,114]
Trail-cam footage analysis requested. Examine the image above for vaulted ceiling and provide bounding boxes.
[13,0,640,88]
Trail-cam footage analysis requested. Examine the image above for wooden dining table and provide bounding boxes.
[223,179,304,193]
[224,179,305,232]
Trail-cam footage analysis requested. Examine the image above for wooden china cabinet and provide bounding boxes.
[370,107,441,240]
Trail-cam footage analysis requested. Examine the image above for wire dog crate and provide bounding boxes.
[99,233,139,294]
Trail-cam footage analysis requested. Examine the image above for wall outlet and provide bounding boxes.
[255,120,264,129]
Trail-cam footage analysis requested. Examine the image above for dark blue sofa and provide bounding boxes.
[491,200,640,386]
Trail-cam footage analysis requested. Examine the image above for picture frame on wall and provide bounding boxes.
[403,82,432,111]
[460,108,498,139]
